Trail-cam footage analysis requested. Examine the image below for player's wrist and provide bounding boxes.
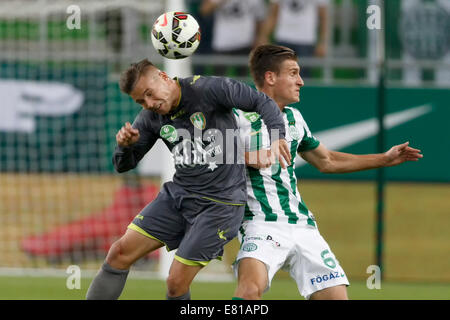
[380,152,391,167]
[117,144,133,152]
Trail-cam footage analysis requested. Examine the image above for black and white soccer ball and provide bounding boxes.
[151,11,201,60]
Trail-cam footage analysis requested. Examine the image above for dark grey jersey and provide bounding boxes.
[113,76,285,203]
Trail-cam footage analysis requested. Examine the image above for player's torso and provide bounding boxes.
[235,106,316,226]
[152,77,246,203]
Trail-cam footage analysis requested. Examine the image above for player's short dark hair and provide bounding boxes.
[249,44,298,88]
[119,59,156,94]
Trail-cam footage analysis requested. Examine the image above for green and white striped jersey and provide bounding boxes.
[234,106,320,227]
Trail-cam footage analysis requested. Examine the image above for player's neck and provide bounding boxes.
[170,79,182,112]
[259,87,285,111]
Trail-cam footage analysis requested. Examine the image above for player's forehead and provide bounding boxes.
[130,69,160,98]
[279,59,300,73]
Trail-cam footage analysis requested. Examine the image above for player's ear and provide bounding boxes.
[264,71,276,86]
[159,71,169,81]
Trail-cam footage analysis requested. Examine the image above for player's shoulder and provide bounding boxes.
[182,75,229,88]
[137,108,158,120]
[179,75,227,96]
[285,106,306,122]
[134,108,160,130]
[233,109,247,127]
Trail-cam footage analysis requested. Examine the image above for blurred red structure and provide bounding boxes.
[21,184,160,262]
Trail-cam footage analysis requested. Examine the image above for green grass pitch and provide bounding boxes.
[0,275,448,300]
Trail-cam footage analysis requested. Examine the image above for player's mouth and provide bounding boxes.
[152,103,162,112]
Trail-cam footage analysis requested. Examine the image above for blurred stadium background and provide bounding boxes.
[0,0,449,299]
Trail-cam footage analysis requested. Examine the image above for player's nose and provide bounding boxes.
[297,75,304,87]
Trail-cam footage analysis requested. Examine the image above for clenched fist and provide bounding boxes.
[116,122,140,147]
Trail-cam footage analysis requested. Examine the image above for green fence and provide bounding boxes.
[1,64,448,182]
[294,85,449,182]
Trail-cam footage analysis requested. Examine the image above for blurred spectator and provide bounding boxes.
[200,0,267,77]
[400,0,450,86]
[257,0,330,77]
[187,0,214,75]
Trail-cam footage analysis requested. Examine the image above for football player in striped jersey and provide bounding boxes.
[233,44,422,300]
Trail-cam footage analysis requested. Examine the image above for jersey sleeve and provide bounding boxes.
[297,115,320,153]
[205,76,286,142]
[234,109,251,152]
[234,108,271,153]
[112,110,159,173]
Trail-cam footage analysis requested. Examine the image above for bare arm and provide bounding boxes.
[315,5,329,57]
[301,142,423,174]
[200,0,225,16]
[255,2,279,46]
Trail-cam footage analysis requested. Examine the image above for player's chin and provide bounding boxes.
[154,104,170,115]
[290,96,300,104]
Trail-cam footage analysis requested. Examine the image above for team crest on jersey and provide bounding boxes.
[288,125,301,140]
[190,112,206,130]
[242,242,258,252]
[160,124,178,143]
[243,112,260,123]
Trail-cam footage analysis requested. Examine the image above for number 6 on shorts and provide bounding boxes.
[321,249,337,269]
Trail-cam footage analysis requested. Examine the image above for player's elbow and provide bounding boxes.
[112,159,136,173]
[315,150,340,173]
[317,163,332,173]
[114,162,137,173]
[115,166,129,174]
[315,158,335,173]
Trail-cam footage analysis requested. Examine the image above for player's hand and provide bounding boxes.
[270,139,291,169]
[384,141,423,166]
[116,122,140,147]
[245,149,273,169]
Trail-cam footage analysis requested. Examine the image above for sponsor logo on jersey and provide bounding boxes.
[242,242,258,252]
[190,112,206,130]
[160,124,178,143]
[244,236,264,241]
[217,228,228,241]
[170,109,186,120]
[310,272,346,286]
[266,235,281,247]
[190,75,201,85]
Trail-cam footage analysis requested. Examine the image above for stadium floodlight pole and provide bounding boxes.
[375,0,387,281]
[157,0,191,280]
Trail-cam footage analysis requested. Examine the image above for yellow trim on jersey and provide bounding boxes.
[127,223,171,251]
[201,196,245,206]
[175,78,182,107]
[174,255,211,267]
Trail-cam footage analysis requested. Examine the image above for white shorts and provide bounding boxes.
[233,220,349,299]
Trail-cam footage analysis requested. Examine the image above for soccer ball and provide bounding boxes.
[151,11,201,60]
